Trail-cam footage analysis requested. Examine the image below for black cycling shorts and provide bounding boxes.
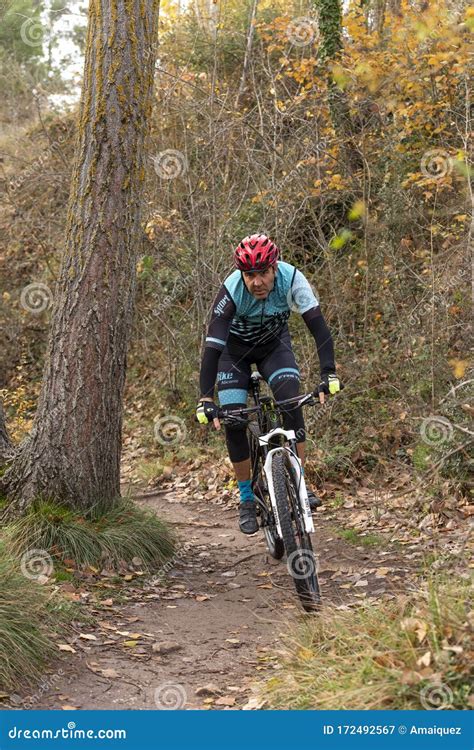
[217,328,305,462]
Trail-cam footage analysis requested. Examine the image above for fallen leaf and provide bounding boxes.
[195,595,210,602]
[442,644,463,654]
[400,618,428,643]
[297,647,314,661]
[123,640,138,648]
[354,579,368,587]
[375,567,390,578]
[215,695,236,706]
[373,653,398,668]
[416,651,431,667]
[400,670,423,685]
[58,644,76,653]
[195,684,221,697]
[225,638,240,644]
[152,641,182,654]
[242,696,266,710]
[61,705,79,710]
[79,634,97,641]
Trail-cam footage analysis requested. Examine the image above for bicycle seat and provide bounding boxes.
[251,371,264,382]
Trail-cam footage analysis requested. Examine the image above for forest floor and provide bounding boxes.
[4,462,461,712]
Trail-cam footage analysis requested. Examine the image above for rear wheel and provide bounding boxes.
[271,451,321,611]
[248,422,284,560]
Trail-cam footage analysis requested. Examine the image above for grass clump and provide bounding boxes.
[262,578,472,710]
[336,527,385,548]
[6,497,177,571]
[0,540,58,691]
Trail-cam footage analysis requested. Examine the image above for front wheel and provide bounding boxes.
[271,451,321,611]
[248,423,284,560]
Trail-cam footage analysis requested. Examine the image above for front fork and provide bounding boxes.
[260,428,315,536]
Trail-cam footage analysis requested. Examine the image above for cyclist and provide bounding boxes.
[196,234,342,534]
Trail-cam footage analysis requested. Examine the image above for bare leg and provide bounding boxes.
[296,441,305,466]
[234,446,305,481]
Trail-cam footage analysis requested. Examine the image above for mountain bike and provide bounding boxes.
[218,371,321,613]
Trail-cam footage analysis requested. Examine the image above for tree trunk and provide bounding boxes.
[0,401,13,463]
[314,0,363,173]
[387,0,401,16]
[1,0,160,519]
[372,0,386,37]
[234,0,258,109]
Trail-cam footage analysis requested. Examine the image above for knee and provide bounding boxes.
[221,403,249,463]
[269,372,300,401]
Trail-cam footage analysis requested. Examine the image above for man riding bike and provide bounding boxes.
[196,233,341,535]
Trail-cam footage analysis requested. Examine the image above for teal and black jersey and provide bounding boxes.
[206,262,319,349]
[199,262,335,399]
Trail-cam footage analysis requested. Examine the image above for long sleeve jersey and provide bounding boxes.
[199,261,336,398]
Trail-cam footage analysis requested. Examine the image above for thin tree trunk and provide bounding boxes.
[387,0,401,16]
[1,0,160,519]
[372,0,386,36]
[234,0,258,109]
[314,0,362,173]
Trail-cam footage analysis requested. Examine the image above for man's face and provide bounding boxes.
[242,265,276,299]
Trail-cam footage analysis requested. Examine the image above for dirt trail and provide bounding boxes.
[13,489,416,711]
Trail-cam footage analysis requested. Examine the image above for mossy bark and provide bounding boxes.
[0,0,160,518]
[314,0,363,173]
[0,402,13,463]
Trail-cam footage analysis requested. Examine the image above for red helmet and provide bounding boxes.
[234,234,279,272]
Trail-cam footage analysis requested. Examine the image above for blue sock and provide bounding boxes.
[238,479,254,503]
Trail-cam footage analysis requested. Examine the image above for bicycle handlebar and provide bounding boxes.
[216,390,318,424]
